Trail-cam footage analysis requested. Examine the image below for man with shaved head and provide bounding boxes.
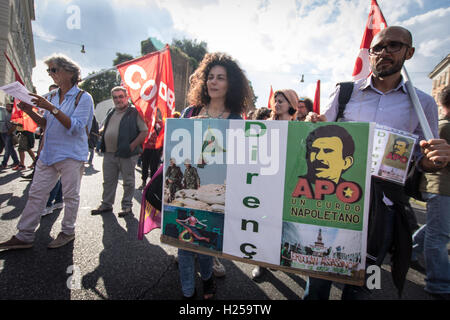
[306,26,450,300]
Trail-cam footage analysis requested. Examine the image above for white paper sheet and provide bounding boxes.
[0,81,35,106]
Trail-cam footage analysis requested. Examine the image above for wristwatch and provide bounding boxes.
[51,108,59,115]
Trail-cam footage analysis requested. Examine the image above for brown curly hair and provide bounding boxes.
[187,52,253,115]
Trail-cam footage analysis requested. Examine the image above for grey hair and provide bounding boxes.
[110,86,128,95]
[44,54,81,85]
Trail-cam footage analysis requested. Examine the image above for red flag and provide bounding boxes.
[352,0,387,80]
[9,100,38,133]
[313,80,320,114]
[267,85,274,109]
[10,100,23,124]
[4,52,37,132]
[116,45,175,149]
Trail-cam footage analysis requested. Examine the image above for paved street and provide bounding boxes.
[0,146,442,302]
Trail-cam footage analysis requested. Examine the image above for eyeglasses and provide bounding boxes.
[46,67,59,74]
[369,41,410,55]
[112,95,125,100]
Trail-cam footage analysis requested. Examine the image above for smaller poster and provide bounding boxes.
[371,125,418,185]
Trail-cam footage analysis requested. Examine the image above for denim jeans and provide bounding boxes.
[412,192,450,294]
[178,248,213,297]
[46,179,63,207]
[88,148,94,164]
[1,132,19,166]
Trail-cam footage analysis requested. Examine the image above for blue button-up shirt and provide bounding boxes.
[322,76,439,161]
[39,85,94,166]
[322,76,439,140]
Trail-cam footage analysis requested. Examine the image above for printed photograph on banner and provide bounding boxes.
[162,205,225,252]
[374,127,417,184]
[163,118,228,217]
[283,122,371,231]
[281,222,364,278]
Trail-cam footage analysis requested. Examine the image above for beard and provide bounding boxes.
[371,55,406,78]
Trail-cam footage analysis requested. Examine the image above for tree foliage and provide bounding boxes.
[113,52,134,66]
[141,38,158,56]
[171,38,208,69]
[79,70,121,106]
[79,53,134,106]
[248,80,258,106]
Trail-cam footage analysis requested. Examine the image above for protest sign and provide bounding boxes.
[371,125,418,185]
[161,119,374,285]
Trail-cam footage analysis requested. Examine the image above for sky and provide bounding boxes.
[31,0,450,109]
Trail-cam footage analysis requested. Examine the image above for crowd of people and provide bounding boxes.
[0,25,449,300]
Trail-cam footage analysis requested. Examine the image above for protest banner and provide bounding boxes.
[116,45,175,149]
[160,119,374,285]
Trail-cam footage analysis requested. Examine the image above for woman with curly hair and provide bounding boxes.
[178,52,253,300]
[182,52,253,119]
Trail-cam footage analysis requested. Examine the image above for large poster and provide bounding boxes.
[161,119,374,285]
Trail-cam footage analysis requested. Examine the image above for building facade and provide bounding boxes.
[0,0,36,105]
[429,53,450,107]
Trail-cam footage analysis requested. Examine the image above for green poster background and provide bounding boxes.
[282,122,370,231]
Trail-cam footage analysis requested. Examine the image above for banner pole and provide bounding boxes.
[401,66,435,141]
[81,45,170,82]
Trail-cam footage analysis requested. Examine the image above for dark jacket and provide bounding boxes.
[100,106,142,158]
[88,115,99,149]
[367,177,412,297]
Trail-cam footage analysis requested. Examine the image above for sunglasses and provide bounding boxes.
[46,67,59,74]
[112,95,126,99]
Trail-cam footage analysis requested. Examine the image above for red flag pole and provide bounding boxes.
[267,85,274,109]
[313,80,320,114]
[4,51,24,85]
